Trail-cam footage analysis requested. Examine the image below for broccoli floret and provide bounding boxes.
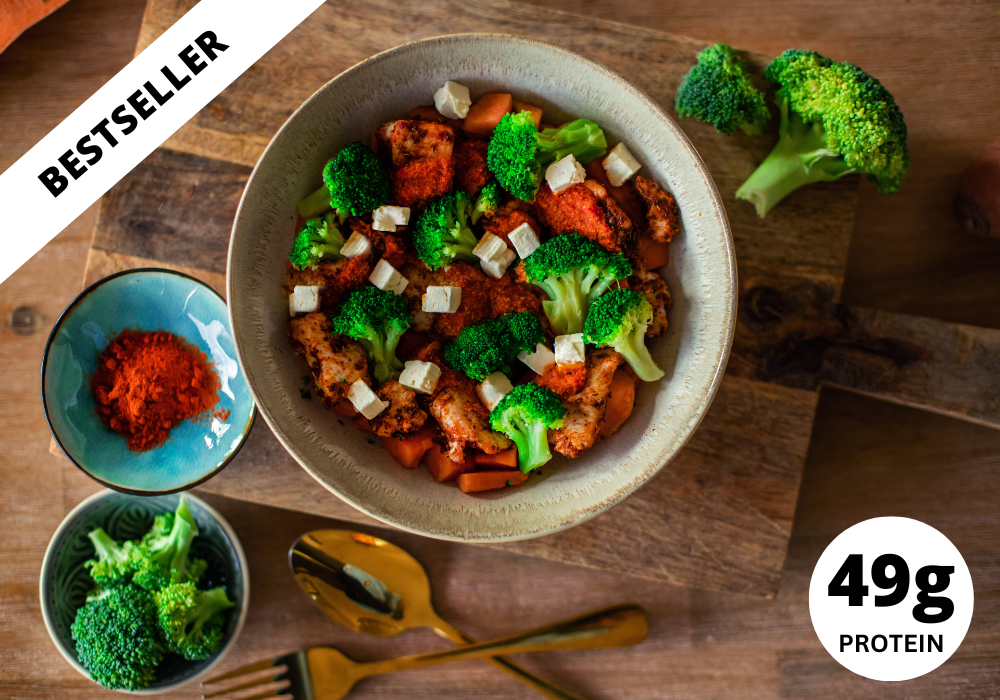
[332,286,412,383]
[489,383,566,473]
[288,214,345,270]
[132,496,207,592]
[84,528,148,588]
[522,233,632,336]
[154,582,234,661]
[736,49,909,217]
[298,141,390,218]
[471,181,502,224]
[675,44,770,136]
[444,312,545,381]
[71,584,165,690]
[583,289,664,382]
[487,111,607,201]
[413,190,480,271]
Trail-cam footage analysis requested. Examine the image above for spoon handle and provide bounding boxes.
[431,616,593,700]
[351,603,647,681]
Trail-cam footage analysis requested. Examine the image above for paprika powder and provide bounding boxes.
[90,329,221,452]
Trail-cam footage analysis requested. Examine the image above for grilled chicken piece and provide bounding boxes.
[483,198,541,247]
[550,348,624,458]
[375,119,455,207]
[532,181,636,260]
[452,139,490,196]
[634,175,681,243]
[289,313,370,410]
[399,255,445,332]
[430,385,512,461]
[630,270,671,338]
[370,380,428,439]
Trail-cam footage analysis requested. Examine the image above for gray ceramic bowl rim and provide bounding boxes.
[228,33,737,541]
[40,267,257,496]
[38,489,251,693]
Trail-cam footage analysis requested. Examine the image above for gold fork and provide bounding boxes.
[202,603,647,700]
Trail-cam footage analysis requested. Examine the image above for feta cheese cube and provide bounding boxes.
[472,232,508,263]
[517,343,556,375]
[480,248,516,279]
[477,371,514,412]
[554,333,586,365]
[507,222,540,259]
[368,259,408,295]
[341,231,371,258]
[372,205,410,232]
[288,285,324,316]
[545,154,586,195]
[399,360,441,395]
[347,380,386,419]
[433,80,472,119]
[423,285,462,313]
[602,142,642,187]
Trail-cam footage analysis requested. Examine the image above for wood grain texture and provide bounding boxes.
[4,0,1000,697]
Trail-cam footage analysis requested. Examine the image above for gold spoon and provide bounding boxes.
[289,529,609,700]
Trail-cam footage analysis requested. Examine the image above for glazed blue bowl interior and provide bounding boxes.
[42,269,255,493]
[41,491,248,692]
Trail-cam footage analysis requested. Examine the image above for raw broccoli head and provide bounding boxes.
[332,285,412,383]
[84,528,148,588]
[133,496,207,592]
[471,180,502,224]
[288,214,345,270]
[443,312,545,382]
[71,584,165,690]
[154,582,234,661]
[522,233,632,336]
[298,141,390,218]
[675,43,770,136]
[736,49,909,216]
[413,190,480,271]
[583,289,664,382]
[489,383,566,473]
[487,111,608,201]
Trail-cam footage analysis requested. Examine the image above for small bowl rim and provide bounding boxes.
[228,33,737,541]
[40,267,257,496]
[38,489,251,694]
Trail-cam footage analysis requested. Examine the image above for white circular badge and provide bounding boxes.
[809,517,973,681]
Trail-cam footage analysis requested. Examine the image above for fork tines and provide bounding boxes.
[201,650,311,700]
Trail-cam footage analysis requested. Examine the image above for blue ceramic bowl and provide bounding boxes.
[41,269,255,494]
[39,490,250,693]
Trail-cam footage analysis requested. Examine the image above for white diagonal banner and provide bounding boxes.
[0,0,325,285]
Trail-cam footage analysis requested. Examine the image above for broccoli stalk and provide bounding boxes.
[471,181,502,224]
[154,582,234,661]
[133,496,207,591]
[584,289,664,382]
[675,44,770,136]
[736,49,909,217]
[489,384,566,473]
[332,286,412,384]
[522,233,632,336]
[71,584,165,690]
[487,111,608,201]
[288,214,345,270]
[84,528,146,588]
[298,141,390,219]
[413,190,480,270]
[444,312,545,381]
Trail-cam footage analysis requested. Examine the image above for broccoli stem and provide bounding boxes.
[88,528,124,562]
[536,119,608,165]
[299,185,332,219]
[539,272,587,336]
[506,413,554,473]
[186,587,234,635]
[618,324,665,382]
[736,105,856,217]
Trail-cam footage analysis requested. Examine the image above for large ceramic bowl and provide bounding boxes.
[228,34,736,541]
[40,490,249,693]
[42,269,256,494]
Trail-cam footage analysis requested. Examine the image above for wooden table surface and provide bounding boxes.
[2,1,998,698]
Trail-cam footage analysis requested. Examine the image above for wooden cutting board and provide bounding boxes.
[66,0,1000,598]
